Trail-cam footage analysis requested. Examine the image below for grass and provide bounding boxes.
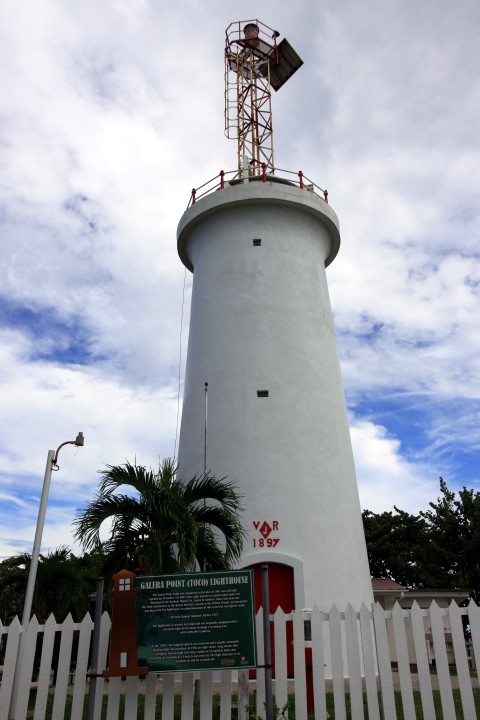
[43,688,480,720]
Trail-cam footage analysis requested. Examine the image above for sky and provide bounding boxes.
[0,0,479,560]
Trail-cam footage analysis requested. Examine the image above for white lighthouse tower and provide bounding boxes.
[177,20,373,611]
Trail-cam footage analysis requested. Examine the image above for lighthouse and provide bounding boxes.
[176,20,373,611]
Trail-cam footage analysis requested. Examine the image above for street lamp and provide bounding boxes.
[9,432,85,719]
[21,432,85,627]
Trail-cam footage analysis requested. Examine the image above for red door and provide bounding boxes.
[248,563,295,678]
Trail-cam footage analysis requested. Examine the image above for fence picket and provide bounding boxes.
[409,602,435,720]
[310,607,327,720]
[468,600,480,671]
[105,677,122,720]
[359,603,380,720]
[329,605,347,720]
[13,615,40,720]
[392,602,416,720]
[237,670,249,720]
[292,609,307,720]
[219,669,233,720]
[429,601,456,719]
[51,614,74,720]
[181,672,194,720]
[344,604,363,719]
[273,607,288,712]
[200,670,213,720]
[0,616,21,719]
[162,673,176,720]
[33,614,57,720]
[144,672,158,720]
[449,601,476,720]
[372,603,396,719]
[124,674,140,718]
[70,612,94,720]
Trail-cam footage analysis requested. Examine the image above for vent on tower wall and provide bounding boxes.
[253,238,262,246]
[257,390,269,397]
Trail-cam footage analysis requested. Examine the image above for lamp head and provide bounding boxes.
[75,432,85,447]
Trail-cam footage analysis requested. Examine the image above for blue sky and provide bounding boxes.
[0,0,479,559]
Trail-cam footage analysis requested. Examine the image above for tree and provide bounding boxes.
[362,507,428,588]
[420,478,480,601]
[73,458,244,577]
[363,478,480,601]
[0,547,100,622]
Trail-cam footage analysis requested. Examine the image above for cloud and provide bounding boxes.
[0,327,179,557]
[350,417,439,514]
[0,0,479,560]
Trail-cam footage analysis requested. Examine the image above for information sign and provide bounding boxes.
[136,570,257,672]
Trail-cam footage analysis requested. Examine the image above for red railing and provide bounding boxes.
[187,167,329,209]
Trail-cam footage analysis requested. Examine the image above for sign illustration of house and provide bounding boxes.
[103,569,148,678]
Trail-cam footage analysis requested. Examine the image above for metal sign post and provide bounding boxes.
[261,565,273,720]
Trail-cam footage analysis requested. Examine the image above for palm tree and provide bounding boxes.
[73,458,244,576]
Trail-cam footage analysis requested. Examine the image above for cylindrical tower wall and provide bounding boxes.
[177,181,372,610]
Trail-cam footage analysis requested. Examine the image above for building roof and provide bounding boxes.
[371,578,471,607]
[371,578,405,593]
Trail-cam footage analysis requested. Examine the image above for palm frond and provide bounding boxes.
[73,457,245,575]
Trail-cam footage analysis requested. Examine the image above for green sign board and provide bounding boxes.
[136,570,257,672]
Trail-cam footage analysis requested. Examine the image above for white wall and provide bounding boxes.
[177,181,373,610]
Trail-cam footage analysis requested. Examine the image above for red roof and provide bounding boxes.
[371,578,405,592]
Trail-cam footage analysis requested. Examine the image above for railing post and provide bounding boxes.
[191,188,196,204]
[220,170,225,189]
[298,170,304,189]
[261,163,267,182]
[323,189,328,203]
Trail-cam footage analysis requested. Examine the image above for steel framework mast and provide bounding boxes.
[225,20,303,178]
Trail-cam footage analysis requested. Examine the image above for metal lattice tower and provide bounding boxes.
[225,20,303,177]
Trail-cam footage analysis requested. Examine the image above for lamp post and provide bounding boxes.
[21,432,85,627]
[9,432,85,720]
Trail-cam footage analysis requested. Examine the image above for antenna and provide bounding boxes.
[204,381,208,477]
[225,19,303,178]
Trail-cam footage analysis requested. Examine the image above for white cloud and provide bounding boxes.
[0,0,479,559]
[351,417,438,514]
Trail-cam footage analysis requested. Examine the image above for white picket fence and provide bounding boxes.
[1,600,479,720]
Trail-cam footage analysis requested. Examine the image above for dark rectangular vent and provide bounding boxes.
[257,390,269,398]
[253,238,261,246]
